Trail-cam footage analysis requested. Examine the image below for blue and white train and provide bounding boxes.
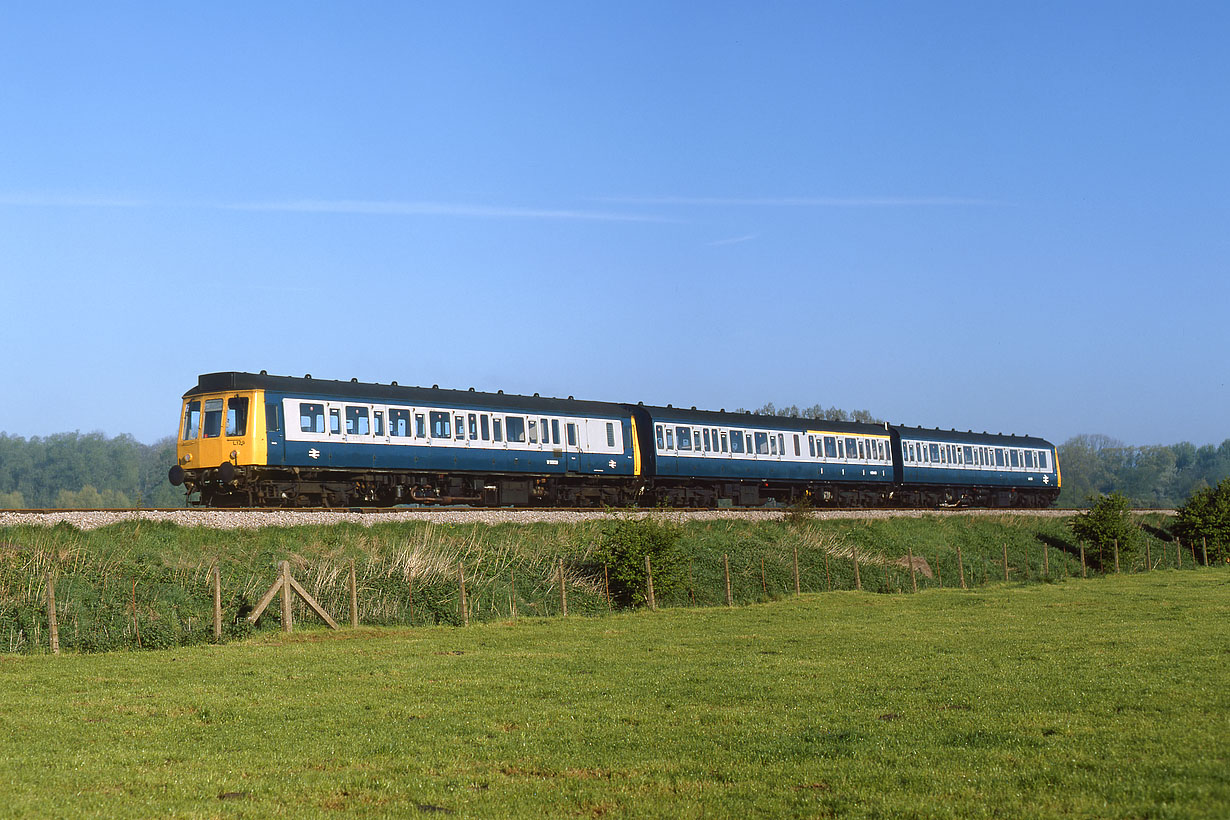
[169,371,1061,508]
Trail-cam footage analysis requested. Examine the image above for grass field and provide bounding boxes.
[0,568,1225,818]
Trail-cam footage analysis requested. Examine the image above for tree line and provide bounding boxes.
[0,432,182,509]
[0,424,1227,510]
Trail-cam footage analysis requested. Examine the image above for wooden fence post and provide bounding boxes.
[760,556,768,598]
[1190,541,1198,567]
[792,546,800,595]
[956,543,966,589]
[280,560,293,633]
[935,555,943,588]
[1145,540,1151,571]
[1114,539,1120,573]
[510,570,517,620]
[824,552,831,591]
[458,564,469,626]
[1043,541,1049,577]
[852,544,862,591]
[1202,537,1209,567]
[603,563,611,611]
[348,560,358,628]
[1002,543,1009,582]
[213,565,222,641]
[688,560,695,606]
[724,553,733,606]
[559,558,567,617]
[645,555,656,611]
[907,546,917,593]
[1079,545,1087,578]
[46,573,59,656]
[1176,539,1182,569]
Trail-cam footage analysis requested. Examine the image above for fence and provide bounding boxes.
[13,530,1222,652]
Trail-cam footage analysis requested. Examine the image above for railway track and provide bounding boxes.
[0,506,1174,532]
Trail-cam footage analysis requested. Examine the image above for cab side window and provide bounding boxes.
[226,397,249,437]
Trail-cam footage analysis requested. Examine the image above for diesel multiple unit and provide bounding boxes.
[169,371,1061,508]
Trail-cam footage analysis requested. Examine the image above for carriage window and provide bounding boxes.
[677,427,692,450]
[703,429,711,451]
[430,411,450,439]
[567,423,578,447]
[770,436,777,455]
[665,428,674,449]
[183,401,201,440]
[469,414,478,440]
[552,420,561,444]
[729,430,743,453]
[779,434,785,455]
[415,413,427,438]
[493,418,503,442]
[481,414,490,440]
[506,416,525,442]
[808,436,816,458]
[754,432,769,454]
[929,443,940,463]
[455,415,464,439]
[390,409,410,437]
[746,433,753,452]
[373,411,385,437]
[995,448,1005,467]
[857,440,865,460]
[656,425,665,449]
[607,422,616,448]
[1039,451,1049,470]
[202,399,224,438]
[837,439,845,459]
[346,406,370,435]
[528,420,538,444]
[298,402,322,434]
[824,436,837,459]
[1010,449,1020,467]
[225,397,249,437]
[720,432,729,452]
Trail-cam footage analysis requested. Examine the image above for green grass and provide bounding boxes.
[0,569,1224,818]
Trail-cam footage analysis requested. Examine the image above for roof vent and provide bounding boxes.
[638,401,644,406]
[568,395,574,400]
[534,392,540,397]
[305,374,312,379]
[720,408,725,412]
[691,406,697,410]
[498,389,504,394]
[260,369,267,375]
[469,387,475,392]
[351,378,358,383]
[391,381,398,386]
[433,384,439,389]
[667,403,673,408]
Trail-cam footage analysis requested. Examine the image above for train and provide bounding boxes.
[168,371,1061,509]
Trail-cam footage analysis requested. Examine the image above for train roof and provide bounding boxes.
[892,425,1055,449]
[184,372,630,417]
[636,404,888,435]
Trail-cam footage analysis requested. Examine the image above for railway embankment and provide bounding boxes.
[0,509,1196,653]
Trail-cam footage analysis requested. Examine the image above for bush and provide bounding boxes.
[594,512,685,608]
[1174,478,1230,563]
[1070,492,1136,569]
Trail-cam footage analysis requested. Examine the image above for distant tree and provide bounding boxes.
[1173,478,1230,564]
[0,490,25,509]
[1069,492,1137,569]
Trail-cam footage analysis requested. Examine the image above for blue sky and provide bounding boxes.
[1,2,1226,447]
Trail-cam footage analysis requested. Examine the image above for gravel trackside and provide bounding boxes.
[0,508,1088,531]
